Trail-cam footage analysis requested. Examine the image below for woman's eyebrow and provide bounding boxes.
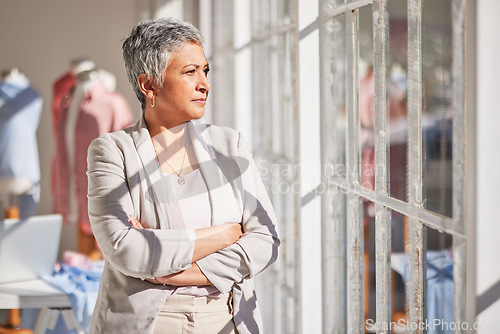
[182,63,210,69]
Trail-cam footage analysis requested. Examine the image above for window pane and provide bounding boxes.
[358,6,375,191]
[391,211,407,325]
[333,14,346,178]
[363,200,376,325]
[422,0,453,217]
[425,230,454,331]
[386,0,408,201]
[252,39,273,151]
[278,0,293,25]
[391,218,454,332]
[323,14,347,178]
[388,0,409,203]
[279,32,296,160]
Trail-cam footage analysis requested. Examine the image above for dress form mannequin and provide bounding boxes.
[0,68,41,218]
[52,59,131,260]
[66,67,102,260]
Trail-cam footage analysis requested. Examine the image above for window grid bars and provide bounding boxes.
[346,9,364,334]
[319,0,347,332]
[372,1,392,332]
[406,0,427,332]
[325,0,373,19]
[325,177,463,238]
[320,0,468,332]
[451,0,467,332]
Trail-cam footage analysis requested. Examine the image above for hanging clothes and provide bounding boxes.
[52,72,132,235]
[52,59,97,135]
[52,71,76,133]
[0,70,42,217]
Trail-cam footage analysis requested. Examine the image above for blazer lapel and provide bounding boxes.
[188,120,242,226]
[131,115,171,229]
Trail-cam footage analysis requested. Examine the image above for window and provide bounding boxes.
[204,0,469,332]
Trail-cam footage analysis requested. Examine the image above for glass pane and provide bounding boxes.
[388,0,409,203]
[323,14,347,178]
[391,211,407,327]
[422,0,453,217]
[334,14,347,177]
[358,6,375,191]
[363,199,376,326]
[279,32,296,160]
[425,226,454,330]
[269,33,281,156]
[278,0,294,26]
[390,218,454,332]
[251,39,273,151]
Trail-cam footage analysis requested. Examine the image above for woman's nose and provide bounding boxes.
[198,73,210,92]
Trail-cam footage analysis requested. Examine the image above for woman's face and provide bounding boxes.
[154,42,210,128]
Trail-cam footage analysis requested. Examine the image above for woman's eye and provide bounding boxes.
[186,69,195,74]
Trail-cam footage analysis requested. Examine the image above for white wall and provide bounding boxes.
[0,0,142,253]
[476,0,500,332]
[298,0,322,332]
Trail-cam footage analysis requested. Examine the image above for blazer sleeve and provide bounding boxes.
[87,135,195,280]
[196,132,280,293]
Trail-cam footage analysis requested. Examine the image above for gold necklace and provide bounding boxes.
[153,130,189,185]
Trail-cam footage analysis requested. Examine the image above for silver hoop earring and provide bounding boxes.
[150,96,155,108]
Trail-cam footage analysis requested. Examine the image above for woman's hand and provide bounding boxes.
[196,223,243,248]
[191,223,243,262]
[147,263,212,286]
[129,215,144,229]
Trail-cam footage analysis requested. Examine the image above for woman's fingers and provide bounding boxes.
[223,223,243,245]
[146,277,164,285]
[129,215,144,229]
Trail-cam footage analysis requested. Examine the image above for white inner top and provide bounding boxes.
[162,168,221,297]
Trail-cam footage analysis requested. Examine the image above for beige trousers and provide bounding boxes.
[153,294,237,334]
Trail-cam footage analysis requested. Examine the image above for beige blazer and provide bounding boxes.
[87,116,280,334]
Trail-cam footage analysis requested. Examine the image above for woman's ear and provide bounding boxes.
[137,73,156,99]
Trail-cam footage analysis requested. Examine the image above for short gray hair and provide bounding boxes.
[122,17,204,110]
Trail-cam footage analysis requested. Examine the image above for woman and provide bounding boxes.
[87,17,279,334]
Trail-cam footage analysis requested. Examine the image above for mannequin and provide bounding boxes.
[52,58,95,132]
[0,68,42,218]
[51,61,133,258]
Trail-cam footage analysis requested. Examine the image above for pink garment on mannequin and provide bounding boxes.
[52,81,132,235]
[359,67,408,221]
[52,71,76,133]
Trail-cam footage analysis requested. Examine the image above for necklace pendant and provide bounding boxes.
[177,176,185,185]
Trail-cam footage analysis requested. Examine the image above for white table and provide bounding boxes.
[0,279,83,333]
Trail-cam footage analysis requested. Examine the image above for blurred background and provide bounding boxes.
[0,0,499,333]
